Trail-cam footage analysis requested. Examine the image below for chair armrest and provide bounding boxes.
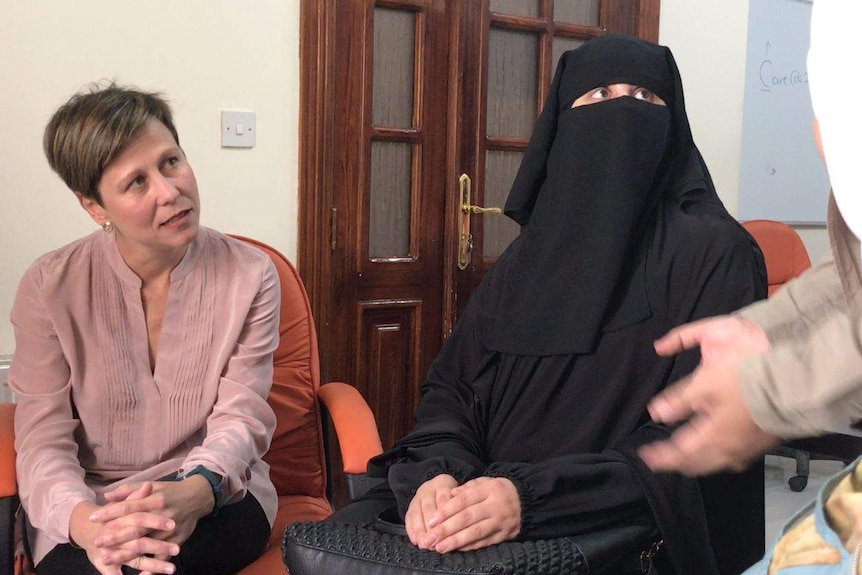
[0,403,17,575]
[317,383,383,474]
[0,404,15,498]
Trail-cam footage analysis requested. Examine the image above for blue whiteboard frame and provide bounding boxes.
[738,0,829,224]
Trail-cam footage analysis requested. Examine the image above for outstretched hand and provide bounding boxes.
[652,315,769,368]
[638,315,780,476]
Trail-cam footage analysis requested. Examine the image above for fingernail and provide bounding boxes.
[163,566,175,574]
[424,533,437,546]
[649,400,666,420]
[94,538,105,548]
[89,513,100,522]
[171,545,180,555]
[165,520,176,530]
[436,542,450,553]
[427,515,440,528]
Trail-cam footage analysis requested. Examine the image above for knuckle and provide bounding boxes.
[470,523,486,540]
[459,510,474,527]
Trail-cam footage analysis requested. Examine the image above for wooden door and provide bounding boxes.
[300,0,658,506]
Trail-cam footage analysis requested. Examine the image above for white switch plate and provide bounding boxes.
[221,110,256,148]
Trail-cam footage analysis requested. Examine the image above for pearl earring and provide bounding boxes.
[102,221,114,233]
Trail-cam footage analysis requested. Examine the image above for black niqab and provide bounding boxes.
[493,34,730,356]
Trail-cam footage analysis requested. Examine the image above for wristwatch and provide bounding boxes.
[177,465,228,515]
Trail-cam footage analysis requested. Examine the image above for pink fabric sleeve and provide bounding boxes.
[179,258,279,500]
[10,264,95,542]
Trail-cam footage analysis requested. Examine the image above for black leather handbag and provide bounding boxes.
[282,510,661,575]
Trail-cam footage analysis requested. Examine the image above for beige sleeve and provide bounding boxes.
[738,305,862,438]
[737,250,846,344]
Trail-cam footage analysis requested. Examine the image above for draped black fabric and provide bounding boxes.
[366,35,768,575]
[496,34,731,356]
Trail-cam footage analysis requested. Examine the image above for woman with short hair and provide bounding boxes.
[12,83,278,575]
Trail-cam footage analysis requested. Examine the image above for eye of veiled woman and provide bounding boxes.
[634,88,654,101]
[592,87,610,99]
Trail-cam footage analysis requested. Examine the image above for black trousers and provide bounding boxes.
[33,493,270,575]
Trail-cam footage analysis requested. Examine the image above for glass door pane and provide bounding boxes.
[489,0,540,18]
[486,29,539,139]
[369,142,414,258]
[552,36,585,70]
[483,150,523,259]
[554,0,600,26]
[373,8,416,127]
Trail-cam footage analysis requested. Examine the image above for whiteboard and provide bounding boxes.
[738,0,829,224]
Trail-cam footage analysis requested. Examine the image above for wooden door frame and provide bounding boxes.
[299,0,337,353]
[298,0,660,375]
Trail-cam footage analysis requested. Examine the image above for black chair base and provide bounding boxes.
[771,433,862,491]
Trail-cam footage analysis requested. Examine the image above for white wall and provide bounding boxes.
[0,0,300,353]
[659,0,830,262]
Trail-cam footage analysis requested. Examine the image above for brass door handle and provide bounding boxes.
[463,205,502,215]
[458,174,502,270]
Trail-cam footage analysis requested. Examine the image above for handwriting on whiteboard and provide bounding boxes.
[759,41,808,92]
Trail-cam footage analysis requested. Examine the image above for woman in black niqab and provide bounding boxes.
[361,34,768,575]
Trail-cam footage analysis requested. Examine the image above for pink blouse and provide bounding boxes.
[10,227,279,564]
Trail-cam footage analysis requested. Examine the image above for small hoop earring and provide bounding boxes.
[102,221,114,233]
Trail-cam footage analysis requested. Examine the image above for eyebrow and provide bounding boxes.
[113,145,183,187]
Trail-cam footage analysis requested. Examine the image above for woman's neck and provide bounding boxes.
[115,236,189,285]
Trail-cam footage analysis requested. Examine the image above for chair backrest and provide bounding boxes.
[742,220,812,295]
[230,235,328,501]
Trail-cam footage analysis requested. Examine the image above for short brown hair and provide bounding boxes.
[43,82,179,204]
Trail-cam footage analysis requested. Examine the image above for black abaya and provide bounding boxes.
[363,34,768,575]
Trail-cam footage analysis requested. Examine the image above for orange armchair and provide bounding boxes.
[742,219,811,296]
[0,235,384,574]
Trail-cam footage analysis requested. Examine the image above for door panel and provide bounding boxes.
[356,299,423,447]
[324,0,450,461]
[299,0,659,508]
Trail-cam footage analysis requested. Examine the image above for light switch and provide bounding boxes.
[221,111,256,148]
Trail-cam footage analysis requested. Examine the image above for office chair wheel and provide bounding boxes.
[788,475,808,492]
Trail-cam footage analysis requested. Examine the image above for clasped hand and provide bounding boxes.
[405,474,521,553]
[70,476,214,575]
